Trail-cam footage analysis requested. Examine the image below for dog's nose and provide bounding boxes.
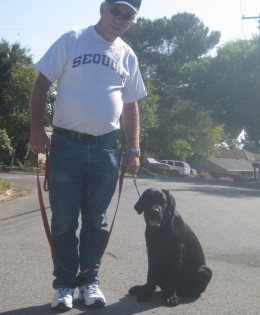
[152,205,160,213]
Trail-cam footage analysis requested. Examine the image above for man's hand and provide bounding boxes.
[29,130,51,154]
[121,152,140,175]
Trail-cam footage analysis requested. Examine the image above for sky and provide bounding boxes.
[0,0,259,63]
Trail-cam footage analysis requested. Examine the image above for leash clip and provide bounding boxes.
[132,175,141,197]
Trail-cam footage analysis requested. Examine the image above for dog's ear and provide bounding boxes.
[134,193,146,214]
[162,189,176,213]
[134,198,144,214]
[134,188,153,214]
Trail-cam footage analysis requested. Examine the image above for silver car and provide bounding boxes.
[160,160,191,176]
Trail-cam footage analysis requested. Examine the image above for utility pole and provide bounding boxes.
[242,13,260,35]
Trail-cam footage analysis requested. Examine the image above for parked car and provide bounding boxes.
[160,160,191,176]
[144,157,172,175]
[190,168,198,176]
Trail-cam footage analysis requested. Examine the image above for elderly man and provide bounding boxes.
[30,0,145,311]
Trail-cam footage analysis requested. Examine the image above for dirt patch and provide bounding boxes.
[0,188,29,203]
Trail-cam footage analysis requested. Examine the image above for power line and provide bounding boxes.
[242,13,260,35]
[239,0,245,37]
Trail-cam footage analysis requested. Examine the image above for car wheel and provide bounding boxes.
[171,170,179,177]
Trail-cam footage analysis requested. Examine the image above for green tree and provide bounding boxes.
[123,14,221,160]
[149,101,225,161]
[124,13,220,95]
[0,40,37,164]
[138,81,159,152]
[158,139,192,161]
[0,129,13,164]
[181,37,260,151]
[45,83,57,126]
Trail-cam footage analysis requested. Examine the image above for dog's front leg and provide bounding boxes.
[129,278,156,302]
[130,283,156,302]
[137,253,157,302]
[129,248,157,302]
[162,288,179,307]
[162,243,184,307]
[161,275,179,307]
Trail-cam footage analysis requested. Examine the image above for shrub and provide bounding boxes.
[0,177,12,193]
[218,176,233,182]
[199,171,212,180]
[0,129,13,164]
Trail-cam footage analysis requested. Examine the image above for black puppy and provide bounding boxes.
[129,188,212,307]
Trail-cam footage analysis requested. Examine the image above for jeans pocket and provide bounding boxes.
[51,132,70,152]
[103,133,118,152]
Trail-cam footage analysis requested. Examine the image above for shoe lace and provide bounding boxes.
[58,288,70,298]
[86,284,98,295]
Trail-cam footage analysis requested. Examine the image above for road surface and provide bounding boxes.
[0,173,260,314]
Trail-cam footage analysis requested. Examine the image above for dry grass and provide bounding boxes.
[218,176,233,182]
[198,171,212,180]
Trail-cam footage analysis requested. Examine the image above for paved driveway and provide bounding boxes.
[0,173,260,314]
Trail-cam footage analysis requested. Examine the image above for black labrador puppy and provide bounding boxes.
[129,188,212,307]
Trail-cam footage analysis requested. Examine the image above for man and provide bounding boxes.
[29,0,145,311]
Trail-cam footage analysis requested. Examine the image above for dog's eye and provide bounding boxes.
[160,199,167,207]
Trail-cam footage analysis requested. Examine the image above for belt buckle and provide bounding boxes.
[79,132,91,142]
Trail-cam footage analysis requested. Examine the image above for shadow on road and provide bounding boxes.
[0,293,199,315]
[172,184,260,198]
[137,177,260,199]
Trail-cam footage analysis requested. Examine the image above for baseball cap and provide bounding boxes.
[105,0,142,13]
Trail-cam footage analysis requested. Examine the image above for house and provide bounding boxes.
[193,158,255,180]
[193,148,260,180]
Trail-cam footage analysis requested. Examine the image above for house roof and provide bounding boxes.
[208,158,254,172]
[217,148,257,161]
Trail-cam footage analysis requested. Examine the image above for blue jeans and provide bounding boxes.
[49,129,120,289]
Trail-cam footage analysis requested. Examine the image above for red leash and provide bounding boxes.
[37,152,125,275]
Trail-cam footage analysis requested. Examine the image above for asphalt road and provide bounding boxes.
[0,173,260,315]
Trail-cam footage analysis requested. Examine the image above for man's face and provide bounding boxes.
[99,3,136,41]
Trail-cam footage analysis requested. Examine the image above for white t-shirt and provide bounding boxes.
[35,26,147,136]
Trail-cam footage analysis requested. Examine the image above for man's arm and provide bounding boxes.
[29,73,52,154]
[121,101,140,175]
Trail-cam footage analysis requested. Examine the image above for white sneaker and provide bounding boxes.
[51,288,74,310]
[79,284,106,307]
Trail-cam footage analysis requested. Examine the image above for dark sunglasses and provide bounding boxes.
[109,6,135,22]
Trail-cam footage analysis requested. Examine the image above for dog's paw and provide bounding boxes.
[129,284,155,302]
[165,294,179,307]
[129,285,143,296]
[137,290,153,302]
